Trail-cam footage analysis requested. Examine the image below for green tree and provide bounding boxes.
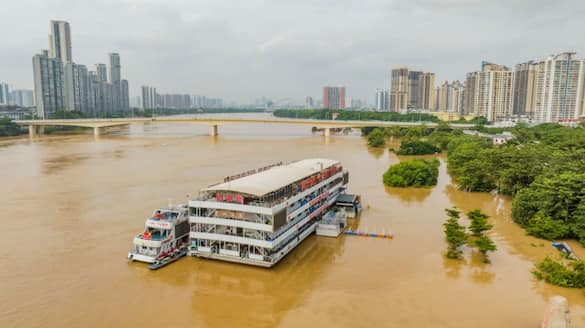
[0,118,22,137]
[474,235,497,263]
[467,209,493,237]
[443,208,467,259]
[383,159,440,188]
[367,128,386,147]
[396,140,441,155]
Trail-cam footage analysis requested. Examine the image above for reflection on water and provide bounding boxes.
[1,113,585,327]
[366,146,385,159]
[42,153,91,174]
[189,235,346,327]
[384,185,432,203]
[443,255,466,279]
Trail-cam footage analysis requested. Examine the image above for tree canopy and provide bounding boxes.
[396,140,441,155]
[383,158,439,188]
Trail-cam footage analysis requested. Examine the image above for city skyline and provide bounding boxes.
[3,0,584,103]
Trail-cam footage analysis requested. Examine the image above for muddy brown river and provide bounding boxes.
[1,113,584,327]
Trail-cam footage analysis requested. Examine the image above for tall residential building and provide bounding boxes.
[464,61,515,122]
[10,90,34,107]
[48,20,72,63]
[305,96,314,109]
[438,81,465,113]
[160,94,192,109]
[513,61,538,117]
[389,68,409,111]
[108,53,121,83]
[33,50,65,118]
[95,64,108,82]
[322,86,345,110]
[375,88,388,110]
[131,96,142,109]
[420,72,436,110]
[141,86,158,109]
[0,83,9,105]
[121,79,130,111]
[532,52,585,123]
[389,68,435,111]
[63,62,76,111]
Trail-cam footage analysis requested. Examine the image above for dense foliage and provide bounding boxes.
[444,123,585,244]
[0,118,22,136]
[396,140,441,155]
[383,158,439,188]
[273,109,441,122]
[512,173,585,242]
[533,257,585,288]
[367,128,386,147]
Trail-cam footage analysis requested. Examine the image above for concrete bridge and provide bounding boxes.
[15,116,476,137]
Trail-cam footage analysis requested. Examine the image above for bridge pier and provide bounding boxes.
[93,126,104,136]
[210,125,218,136]
[28,125,44,137]
[324,127,330,137]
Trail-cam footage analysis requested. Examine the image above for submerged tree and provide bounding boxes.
[467,209,493,236]
[467,209,497,262]
[443,208,467,259]
[474,235,497,263]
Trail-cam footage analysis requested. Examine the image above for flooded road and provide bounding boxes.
[1,114,584,327]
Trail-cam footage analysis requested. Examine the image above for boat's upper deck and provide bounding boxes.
[194,159,344,209]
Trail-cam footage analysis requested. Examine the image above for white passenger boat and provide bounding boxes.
[189,158,349,267]
[128,204,190,264]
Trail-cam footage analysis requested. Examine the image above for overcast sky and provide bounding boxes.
[2,0,584,103]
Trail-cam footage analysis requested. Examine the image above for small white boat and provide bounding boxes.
[128,204,190,264]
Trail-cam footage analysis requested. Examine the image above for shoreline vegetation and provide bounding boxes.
[363,118,585,288]
[272,109,489,125]
[354,112,585,287]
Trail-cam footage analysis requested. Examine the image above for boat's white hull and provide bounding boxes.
[191,223,316,267]
[128,252,156,264]
[316,224,342,237]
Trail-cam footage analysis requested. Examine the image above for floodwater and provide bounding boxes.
[1,113,584,327]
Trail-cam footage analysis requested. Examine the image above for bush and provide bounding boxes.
[383,158,439,188]
[525,214,571,240]
[0,118,22,136]
[367,128,386,147]
[396,140,441,155]
[533,257,585,288]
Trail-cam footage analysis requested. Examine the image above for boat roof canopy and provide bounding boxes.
[336,193,358,204]
[202,158,340,197]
